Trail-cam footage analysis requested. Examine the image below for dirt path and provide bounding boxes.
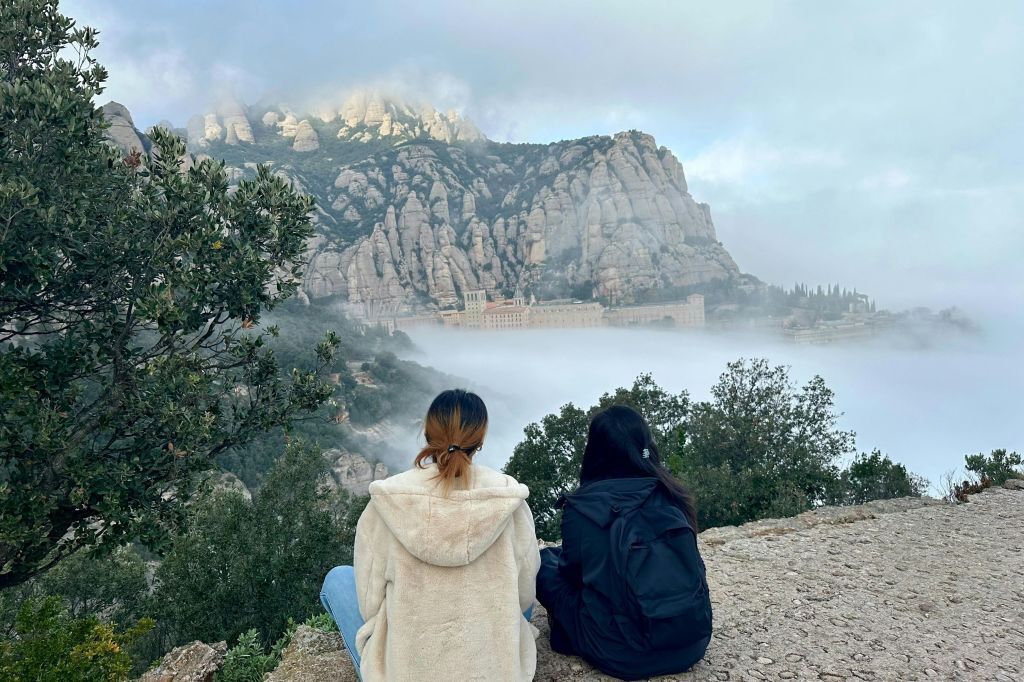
[533,486,1024,681]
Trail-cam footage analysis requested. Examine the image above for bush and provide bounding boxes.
[943,475,995,504]
[214,612,337,682]
[829,450,929,505]
[215,629,276,682]
[964,449,1023,485]
[942,449,1022,503]
[151,442,356,649]
[0,597,152,682]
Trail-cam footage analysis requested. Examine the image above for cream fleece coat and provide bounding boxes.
[353,463,541,682]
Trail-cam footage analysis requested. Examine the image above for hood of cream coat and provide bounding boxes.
[367,463,530,567]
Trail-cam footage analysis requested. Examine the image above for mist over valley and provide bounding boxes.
[396,320,1022,491]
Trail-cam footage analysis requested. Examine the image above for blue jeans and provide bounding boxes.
[320,566,365,681]
[320,566,535,681]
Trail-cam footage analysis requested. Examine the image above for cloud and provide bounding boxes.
[98,48,195,116]
[859,169,914,193]
[684,138,844,190]
[59,0,1024,316]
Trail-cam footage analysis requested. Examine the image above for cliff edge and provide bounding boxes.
[142,482,1024,681]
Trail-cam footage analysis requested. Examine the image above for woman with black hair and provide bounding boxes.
[536,405,712,680]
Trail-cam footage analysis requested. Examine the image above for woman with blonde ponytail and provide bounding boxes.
[320,389,541,681]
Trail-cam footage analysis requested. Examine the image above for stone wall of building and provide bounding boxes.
[389,291,705,331]
[605,294,705,327]
[481,304,528,330]
[529,301,605,328]
[392,314,442,333]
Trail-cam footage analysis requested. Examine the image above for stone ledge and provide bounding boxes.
[698,496,943,548]
[138,640,226,682]
[266,626,357,682]
[140,486,1024,681]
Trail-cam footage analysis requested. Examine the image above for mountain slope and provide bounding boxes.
[106,91,742,312]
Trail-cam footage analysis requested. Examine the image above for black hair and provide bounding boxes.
[579,404,698,529]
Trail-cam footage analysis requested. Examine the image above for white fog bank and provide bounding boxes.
[401,321,1023,492]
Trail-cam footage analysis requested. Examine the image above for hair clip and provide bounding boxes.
[642,448,651,459]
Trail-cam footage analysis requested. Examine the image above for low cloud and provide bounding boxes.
[402,325,1024,492]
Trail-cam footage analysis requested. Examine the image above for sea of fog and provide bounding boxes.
[398,319,1023,493]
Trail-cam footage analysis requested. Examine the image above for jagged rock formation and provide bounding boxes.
[265,626,357,682]
[186,97,254,148]
[137,640,226,682]
[305,130,737,309]
[101,102,147,154]
[292,119,320,152]
[333,90,484,144]
[141,483,1024,681]
[103,92,742,310]
[322,449,388,496]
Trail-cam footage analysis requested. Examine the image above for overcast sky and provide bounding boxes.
[65,1,1023,317]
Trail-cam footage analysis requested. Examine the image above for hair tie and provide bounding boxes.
[447,445,459,454]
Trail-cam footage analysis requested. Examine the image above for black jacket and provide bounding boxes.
[537,477,712,680]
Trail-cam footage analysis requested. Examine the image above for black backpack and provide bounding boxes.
[607,492,713,651]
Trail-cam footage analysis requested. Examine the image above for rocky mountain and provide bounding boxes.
[104,90,741,313]
[187,90,483,152]
[101,102,148,155]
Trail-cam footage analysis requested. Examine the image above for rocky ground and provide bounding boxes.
[142,481,1024,681]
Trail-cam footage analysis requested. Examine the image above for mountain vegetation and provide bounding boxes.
[216,299,446,490]
[150,442,356,654]
[503,363,930,540]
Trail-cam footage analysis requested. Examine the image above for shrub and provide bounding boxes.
[301,611,337,633]
[944,475,995,504]
[964,449,1023,486]
[214,611,337,682]
[215,629,276,682]
[35,547,149,626]
[151,442,355,649]
[942,449,1022,503]
[829,450,929,505]
[0,597,152,682]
